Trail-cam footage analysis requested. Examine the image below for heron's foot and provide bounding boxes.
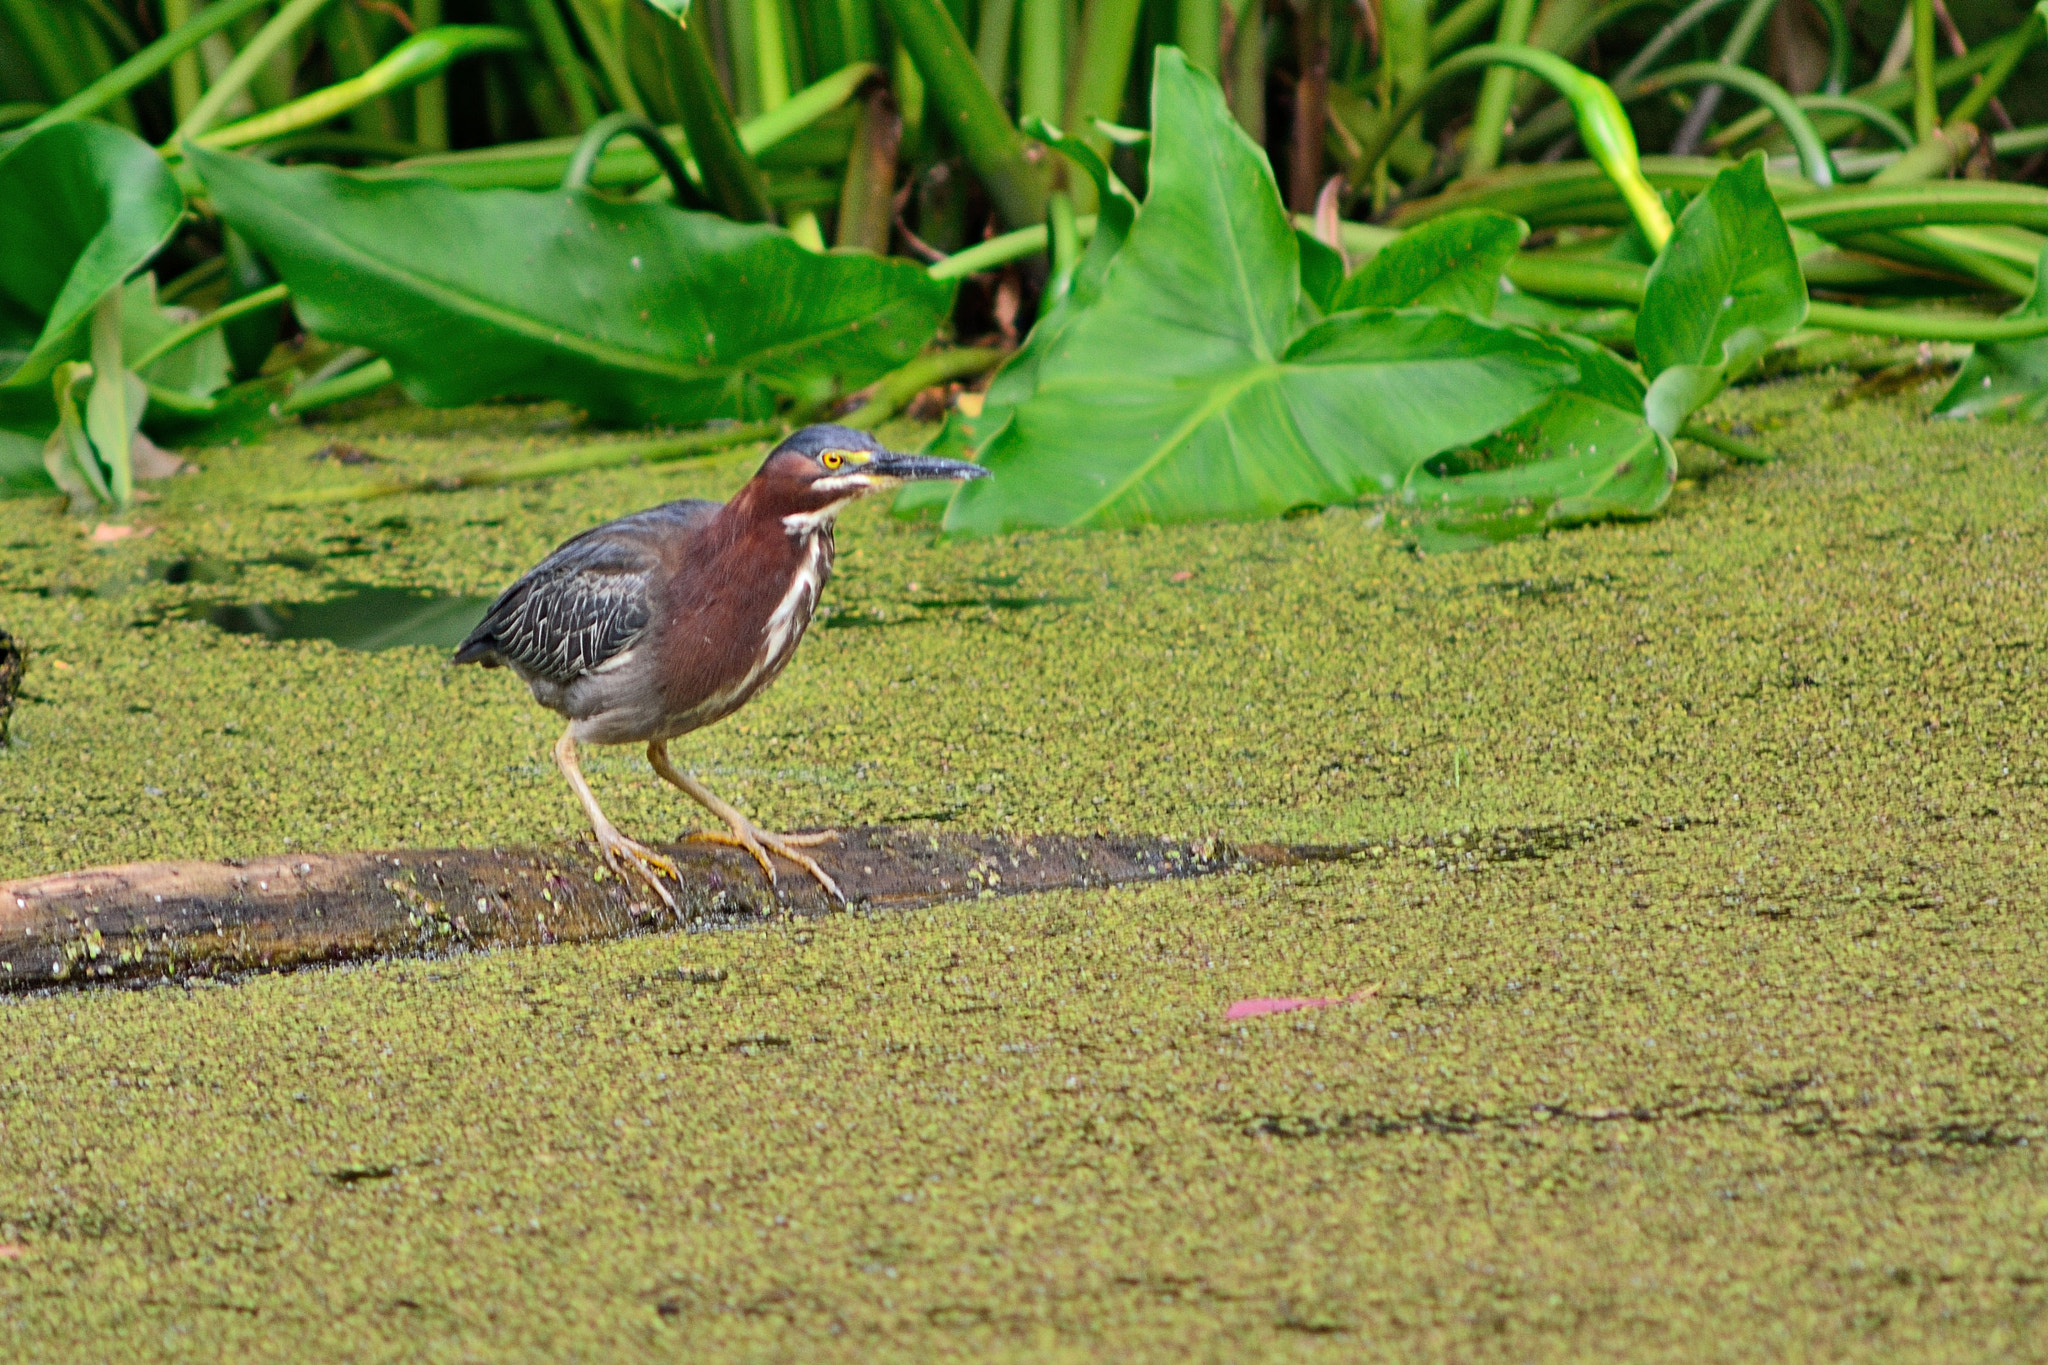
[594,826,680,911]
[692,823,844,906]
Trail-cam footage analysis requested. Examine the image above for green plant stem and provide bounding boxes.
[652,9,773,222]
[1781,182,2048,238]
[323,2,401,142]
[878,0,1047,228]
[161,0,203,121]
[173,0,342,144]
[273,421,784,505]
[132,284,291,373]
[21,0,273,134]
[1507,251,2048,341]
[520,0,601,129]
[0,0,88,105]
[1628,61,1835,185]
[0,102,47,128]
[839,0,879,62]
[412,1,450,150]
[748,0,825,248]
[839,347,1007,427]
[1997,123,2048,156]
[1461,0,1537,180]
[562,0,647,116]
[1810,0,1851,94]
[90,290,132,510]
[977,0,1018,89]
[384,62,875,190]
[1910,0,1938,141]
[835,83,901,252]
[892,40,926,157]
[752,0,794,106]
[562,111,700,197]
[1704,25,2025,154]
[1610,0,1744,88]
[1678,422,1775,463]
[194,27,531,151]
[1177,0,1220,76]
[1227,0,1265,139]
[1944,5,2043,130]
[927,212,1099,277]
[1356,45,1672,248]
[1429,0,1504,56]
[1668,0,1776,155]
[1780,96,1913,149]
[1017,0,1063,124]
[1065,0,1146,186]
[280,358,397,415]
[1048,190,1078,280]
[1506,0,1743,154]
[1807,300,2048,341]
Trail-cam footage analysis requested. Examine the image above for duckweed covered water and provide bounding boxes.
[0,377,2044,1361]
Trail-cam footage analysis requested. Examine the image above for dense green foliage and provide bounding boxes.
[1,0,2046,537]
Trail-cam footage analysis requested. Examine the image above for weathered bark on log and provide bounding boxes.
[0,829,1298,991]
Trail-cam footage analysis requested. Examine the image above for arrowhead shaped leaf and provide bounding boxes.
[894,115,1141,520]
[941,49,1578,536]
[1637,153,1806,438]
[1332,210,1528,317]
[0,122,185,392]
[1401,333,1675,545]
[1933,243,2048,423]
[189,144,954,425]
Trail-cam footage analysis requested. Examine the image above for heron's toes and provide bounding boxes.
[691,824,842,906]
[760,835,845,907]
[596,830,680,910]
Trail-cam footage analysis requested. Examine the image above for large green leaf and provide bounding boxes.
[1636,153,1807,439]
[123,274,232,402]
[189,145,954,425]
[1932,243,2048,423]
[1331,210,1528,317]
[894,116,1141,520]
[1402,336,1675,545]
[0,122,185,395]
[940,49,1579,536]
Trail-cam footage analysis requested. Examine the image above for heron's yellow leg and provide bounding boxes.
[554,727,678,910]
[647,740,844,905]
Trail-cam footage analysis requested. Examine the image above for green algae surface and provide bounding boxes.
[1,377,2046,1360]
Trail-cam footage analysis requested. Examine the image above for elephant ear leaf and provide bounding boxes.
[940,49,1577,536]
[189,143,953,426]
[1332,210,1528,317]
[895,114,1144,521]
[1932,242,2048,423]
[1637,153,1806,439]
[0,122,184,393]
[1401,331,1674,547]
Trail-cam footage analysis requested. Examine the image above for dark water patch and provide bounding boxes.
[197,587,492,652]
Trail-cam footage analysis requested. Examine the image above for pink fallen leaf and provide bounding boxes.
[89,523,153,543]
[1224,985,1379,1021]
[1170,570,1194,583]
[0,1244,25,1260]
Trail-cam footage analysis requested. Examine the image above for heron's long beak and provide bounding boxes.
[869,451,991,481]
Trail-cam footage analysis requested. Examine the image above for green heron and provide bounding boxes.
[454,424,987,908]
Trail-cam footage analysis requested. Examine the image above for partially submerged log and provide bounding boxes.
[1,828,1298,991]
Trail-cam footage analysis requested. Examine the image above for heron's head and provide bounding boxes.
[756,424,988,506]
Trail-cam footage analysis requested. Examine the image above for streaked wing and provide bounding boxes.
[457,531,658,682]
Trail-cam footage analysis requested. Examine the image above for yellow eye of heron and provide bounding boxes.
[821,452,844,470]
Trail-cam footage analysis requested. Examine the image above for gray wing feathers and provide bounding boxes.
[454,500,716,681]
